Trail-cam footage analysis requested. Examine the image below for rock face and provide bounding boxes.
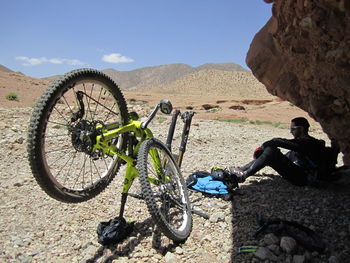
[246,0,350,164]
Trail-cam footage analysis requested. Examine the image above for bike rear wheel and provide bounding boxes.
[27,68,129,203]
[137,138,192,242]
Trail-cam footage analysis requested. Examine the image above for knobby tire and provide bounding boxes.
[27,68,129,203]
[137,138,193,242]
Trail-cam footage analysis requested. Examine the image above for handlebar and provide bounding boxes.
[141,104,160,129]
[140,99,173,129]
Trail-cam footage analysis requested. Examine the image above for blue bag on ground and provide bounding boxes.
[186,170,235,200]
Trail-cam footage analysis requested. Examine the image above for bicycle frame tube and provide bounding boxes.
[92,119,165,192]
[93,120,153,162]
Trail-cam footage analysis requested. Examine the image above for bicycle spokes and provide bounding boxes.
[41,76,126,193]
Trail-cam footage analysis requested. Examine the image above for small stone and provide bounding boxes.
[175,246,183,255]
[267,244,281,255]
[253,247,278,261]
[299,17,312,29]
[30,250,42,256]
[304,251,312,260]
[113,257,129,263]
[13,239,24,247]
[293,254,305,263]
[218,202,229,209]
[201,234,212,244]
[81,244,98,262]
[209,212,225,223]
[280,236,297,254]
[15,137,24,144]
[13,182,24,187]
[339,231,347,237]
[164,252,177,263]
[328,255,339,263]
[285,255,293,263]
[264,233,280,245]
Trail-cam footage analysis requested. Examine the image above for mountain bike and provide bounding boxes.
[27,68,194,242]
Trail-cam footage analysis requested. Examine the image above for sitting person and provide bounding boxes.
[228,117,340,186]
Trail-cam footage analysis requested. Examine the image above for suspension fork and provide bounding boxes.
[165,110,194,168]
[177,111,194,167]
[166,109,180,151]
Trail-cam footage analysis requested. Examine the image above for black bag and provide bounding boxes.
[97,217,134,245]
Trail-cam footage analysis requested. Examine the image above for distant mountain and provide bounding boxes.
[0,62,272,108]
[0,64,14,73]
[43,62,250,91]
[102,62,248,90]
[196,63,247,71]
[102,63,194,90]
[139,69,273,99]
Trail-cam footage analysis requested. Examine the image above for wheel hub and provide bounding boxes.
[70,120,97,154]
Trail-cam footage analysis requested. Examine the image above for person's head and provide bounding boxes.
[290,117,310,138]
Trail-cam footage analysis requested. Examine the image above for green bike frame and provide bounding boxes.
[91,101,194,218]
[92,119,164,217]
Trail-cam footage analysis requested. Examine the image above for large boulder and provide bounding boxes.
[246,0,350,164]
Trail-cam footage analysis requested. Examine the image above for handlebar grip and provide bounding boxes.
[141,104,160,129]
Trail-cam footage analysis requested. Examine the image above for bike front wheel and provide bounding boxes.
[27,68,129,203]
[137,139,193,242]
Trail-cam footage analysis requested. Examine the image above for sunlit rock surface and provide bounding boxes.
[246,0,350,164]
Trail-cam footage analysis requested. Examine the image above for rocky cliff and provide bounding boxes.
[246,0,350,164]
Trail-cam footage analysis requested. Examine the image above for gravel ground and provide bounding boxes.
[1,106,349,263]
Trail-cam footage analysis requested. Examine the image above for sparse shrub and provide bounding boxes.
[206,107,221,113]
[249,120,284,127]
[229,105,245,111]
[225,119,247,123]
[273,122,282,127]
[202,104,218,110]
[157,116,167,123]
[6,92,19,101]
[129,98,137,105]
[129,98,148,106]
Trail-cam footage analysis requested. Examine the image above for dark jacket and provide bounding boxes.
[262,136,337,179]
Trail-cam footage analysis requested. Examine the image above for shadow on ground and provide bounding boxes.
[229,173,350,262]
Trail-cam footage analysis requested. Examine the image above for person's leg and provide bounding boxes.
[240,160,256,171]
[234,147,309,186]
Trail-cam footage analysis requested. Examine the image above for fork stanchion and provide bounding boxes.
[166,109,180,152]
[177,111,194,168]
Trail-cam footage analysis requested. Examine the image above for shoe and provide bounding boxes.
[211,167,226,181]
[228,167,246,183]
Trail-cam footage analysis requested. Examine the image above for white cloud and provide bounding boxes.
[102,53,134,63]
[15,56,86,66]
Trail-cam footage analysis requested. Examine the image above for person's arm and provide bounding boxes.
[262,138,303,152]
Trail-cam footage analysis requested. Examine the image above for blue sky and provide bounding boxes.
[1,0,272,78]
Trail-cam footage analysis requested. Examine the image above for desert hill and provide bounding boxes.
[140,69,274,99]
[0,72,50,107]
[102,62,247,90]
[0,64,14,73]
